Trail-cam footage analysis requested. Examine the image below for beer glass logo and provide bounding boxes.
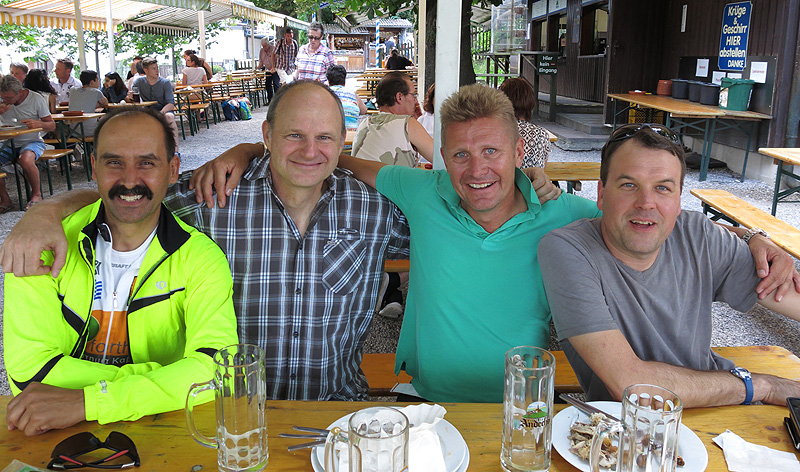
[521,401,549,428]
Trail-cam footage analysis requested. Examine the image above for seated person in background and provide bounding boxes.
[133,58,179,153]
[0,75,55,210]
[182,53,209,87]
[23,69,57,114]
[125,56,143,81]
[50,58,80,105]
[538,124,800,408]
[102,72,128,104]
[68,70,109,136]
[418,83,435,137]
[183,49,212,79]
[326,64,367,130]
[10,63,28,83]
[3,107,238,435]
[499,78,550,168]
[352,71,433,166]
[385,49,413,70]
[126,61,146,91]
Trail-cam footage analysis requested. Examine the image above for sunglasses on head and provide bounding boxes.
[607,123,681,145]
[48,431,140,470]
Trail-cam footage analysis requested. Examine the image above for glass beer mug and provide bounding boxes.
[590,384,683,472]
[186,344,269,472]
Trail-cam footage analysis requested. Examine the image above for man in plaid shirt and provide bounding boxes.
[274,27,299,85]
[293,23,335,84]
[4,81,409,401]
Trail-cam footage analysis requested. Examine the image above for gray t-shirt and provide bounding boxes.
[68,87,105,135]
[133,76,174,111]
[1,89,49,146]
[538,211,760,401]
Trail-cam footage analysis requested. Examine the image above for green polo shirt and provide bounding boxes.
[376,165,601,402]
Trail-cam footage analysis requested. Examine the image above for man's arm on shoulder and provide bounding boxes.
[520,167,561,204]
[718,223,800,300]
[337,153,387,189]
[189,142,265,208]
[0,190,98,277]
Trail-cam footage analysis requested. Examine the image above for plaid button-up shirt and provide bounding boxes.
[295,44,335,83]
[274,38,299,73]
[165,156,410,400]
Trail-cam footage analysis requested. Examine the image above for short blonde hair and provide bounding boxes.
[439,84,519,147]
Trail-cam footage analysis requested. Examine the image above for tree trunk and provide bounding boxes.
[423,0,476,92]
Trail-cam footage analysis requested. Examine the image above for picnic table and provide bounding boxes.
[0,126,43,209]
[757,147,800,215]
[608,93,772,182]
[106,101,158,108]
[1,394,795,471]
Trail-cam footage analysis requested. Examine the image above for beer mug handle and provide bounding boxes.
[185,379,218,449]
[590,420,623,472]
[323,427,347,472]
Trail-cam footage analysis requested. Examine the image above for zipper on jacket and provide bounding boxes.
[100,291,118,364]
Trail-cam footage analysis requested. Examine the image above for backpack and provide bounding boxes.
[221,99,240,121]
[239,101,252,120]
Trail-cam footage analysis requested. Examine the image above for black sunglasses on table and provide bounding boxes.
[607,123,681,145]
[47,431,140,470]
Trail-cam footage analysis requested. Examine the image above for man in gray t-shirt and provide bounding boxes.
[68,70,108,136]
[539,125,800,408]
[132,57,178,152]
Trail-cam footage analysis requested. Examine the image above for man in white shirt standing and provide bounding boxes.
[50,58,81,104]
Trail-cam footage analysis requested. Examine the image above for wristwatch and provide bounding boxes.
[730,367,753,405]
[742,227,769,244]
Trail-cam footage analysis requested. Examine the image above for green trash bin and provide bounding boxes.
[719,77,755,111]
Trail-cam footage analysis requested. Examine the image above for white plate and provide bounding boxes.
[552,401,709,472]
[311,412,469,472]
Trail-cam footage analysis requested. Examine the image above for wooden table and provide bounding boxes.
[608,93,772,182]
[544,161,600,194]
[106,101,158,108]
[1,396,795,471]
[51,113,104,187]
[758,147,800,216]
[0,126,44,209]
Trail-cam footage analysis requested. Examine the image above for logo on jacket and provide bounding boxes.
[155,281,166,290]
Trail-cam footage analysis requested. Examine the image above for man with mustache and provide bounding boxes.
[3,107,237,435]
[538,124,800,408]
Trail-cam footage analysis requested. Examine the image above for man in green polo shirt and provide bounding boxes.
[336,84,600,401]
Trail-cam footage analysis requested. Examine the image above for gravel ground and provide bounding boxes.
[1,110,799,396]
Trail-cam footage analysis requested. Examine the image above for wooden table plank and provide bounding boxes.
[544,162,600,181]
[760,147,800,167]
[691,189,800,258]
[608,93,723,117]
[0,397,795,471]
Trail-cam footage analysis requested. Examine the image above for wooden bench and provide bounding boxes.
[363,346,800,397]
[691,189,800,259]
[40,148,75,193]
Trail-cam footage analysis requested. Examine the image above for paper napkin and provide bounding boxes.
[713,429,800,472]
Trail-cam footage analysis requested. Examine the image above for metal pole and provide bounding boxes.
[433,0,460,169]
[418,0,427,94]
[74,0,87,70]
[251,19,256,69]
[199,10,207,58]
[104,0,115,72]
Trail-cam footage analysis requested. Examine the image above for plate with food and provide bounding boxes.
[0,123,26,130]
[311,411,469,472]
[62,110,84,116]
[552,401,708,472]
